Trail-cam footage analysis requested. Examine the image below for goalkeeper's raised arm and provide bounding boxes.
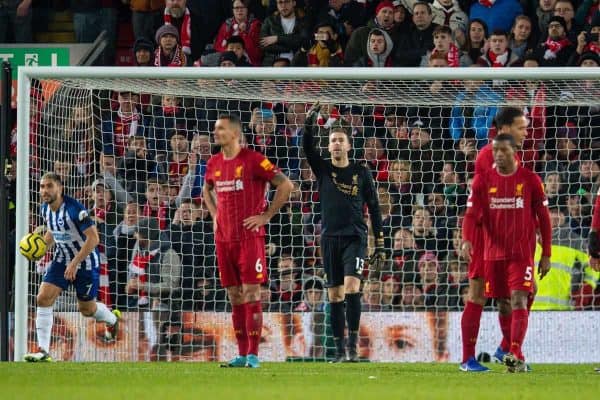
[302,102,325,177]
[301,102,386,363]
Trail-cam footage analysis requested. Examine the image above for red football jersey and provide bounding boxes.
[463,166,551,262]
[592,190,600,231]
[205,148,279,242]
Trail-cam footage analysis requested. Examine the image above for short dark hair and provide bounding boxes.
[41,172,63,185]
[315,20,335,33]
[370,29,386,41]
[493,133,517,148]
[329,123,350,139]
[494,107,524,129]
[272,57,291,66]
[413,1,432,14]
[490,29,509,38]
[218,113,242,131]
[226,35,246,48]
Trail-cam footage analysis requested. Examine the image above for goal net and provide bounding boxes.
[13,67,600,363]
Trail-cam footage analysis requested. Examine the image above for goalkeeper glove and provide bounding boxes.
[589,230,600,258]
[305,102,321,135]
[368,236,387,271]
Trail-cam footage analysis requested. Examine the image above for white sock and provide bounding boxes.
[93,302,117,325]
[35,306,53,353]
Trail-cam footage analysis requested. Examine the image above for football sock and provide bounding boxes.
[35,306,53,353]
[94,302,117,325]
[461,301,483,363]
[330,301,346,354]
[232,304,248,356]
[345,293,361,351]
[245,301,263,356]
[509,309,529,361]
[498,313,512,352]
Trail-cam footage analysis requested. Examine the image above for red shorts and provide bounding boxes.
[215,237,267,287]
[467,227,485,279]
[484,259,535,299]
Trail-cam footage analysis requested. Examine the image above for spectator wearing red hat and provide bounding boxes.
[213,0,263,66]
[345,1,402,66]
[154,24,188,66]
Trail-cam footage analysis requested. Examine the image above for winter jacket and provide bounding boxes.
[213,16,262,65]
[476,49,521,67]
[353,28,394,67]
[344,18,401,66]
[469,0,523,32]
[260,10,310,66]
[395,23,437,67]
[402,0,468,34]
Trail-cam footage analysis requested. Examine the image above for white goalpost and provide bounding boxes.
[14,66,600,363]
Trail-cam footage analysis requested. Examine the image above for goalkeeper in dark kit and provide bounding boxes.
[302,103,386,362]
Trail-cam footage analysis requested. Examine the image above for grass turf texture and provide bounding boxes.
[1,363,597,400]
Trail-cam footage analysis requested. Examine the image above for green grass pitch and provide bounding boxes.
[1,362,598,400]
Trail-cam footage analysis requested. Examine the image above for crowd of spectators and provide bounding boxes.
[3,0,600,322]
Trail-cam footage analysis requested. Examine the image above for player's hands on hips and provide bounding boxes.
[305,101,321,133]
[64,261,78,281]
[461,241,473,263]
[243,213,270,231]
[538,256,551,280]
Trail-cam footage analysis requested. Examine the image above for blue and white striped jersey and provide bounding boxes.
[41,195,99,270]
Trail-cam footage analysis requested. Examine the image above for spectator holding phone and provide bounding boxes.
[293,21,344,67]
[570,14,600,65]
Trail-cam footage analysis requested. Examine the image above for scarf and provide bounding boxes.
[142,202,169,230]
[162,105,180,115]
[316,107,340,128]
[154,45,186,67]
[129,247,159,307]
[164,7,191,55]
[585,42,600,54]
[115,107,140,156]
[543,37,571,60]
[478,0,496,7]
[487,50,509,67]
[307,44,343,67]
[433,43,460,67]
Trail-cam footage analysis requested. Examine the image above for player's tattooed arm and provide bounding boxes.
[243,172,294,231]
